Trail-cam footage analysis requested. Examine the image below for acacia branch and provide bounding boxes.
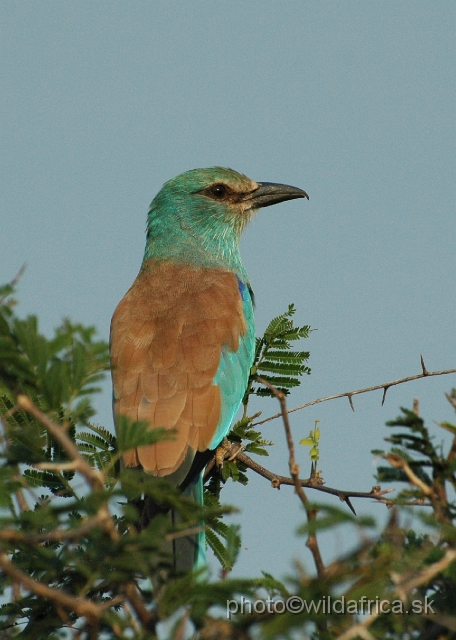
[16,395,105,492]
[12,472,31,514]
[123,583,156,632]
[0,513,113,545]
[445,392,456,410]
[0,552,112,623]
[253,362,456,427]
[234,449,395,508]
[14,396,119,541]
[0,418,33,515]
[258,377,325,579]
[385,453,433,496]
[166,526,206,541]
[0,265,26,306]
[34,461,80,472]
[335,548,456,640]
[395,548,456,596]
[3,396,154,634]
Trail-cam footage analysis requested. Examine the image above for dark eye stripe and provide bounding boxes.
[197,183,235,201]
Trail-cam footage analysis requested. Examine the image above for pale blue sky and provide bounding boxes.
[2,2,455,579]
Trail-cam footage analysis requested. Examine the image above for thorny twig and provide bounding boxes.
[385,453,432,496]
[0,552,122,623]
[1,395,157,634]
[335,549,456,640]
[14,395,120,543]
[253,361,456,427]
[258,377,326,579]
[0,265,26,306]
[15,396,105,492]
[0,513,115,544]
[233,449,395,510]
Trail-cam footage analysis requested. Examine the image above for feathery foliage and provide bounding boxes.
[244,303,311,401]
[1,279,456,639]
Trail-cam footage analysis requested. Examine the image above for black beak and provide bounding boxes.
[242,181,309,209]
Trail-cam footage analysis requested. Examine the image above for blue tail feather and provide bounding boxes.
[183,472,206,572]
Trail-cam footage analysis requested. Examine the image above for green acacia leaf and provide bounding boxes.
[115,415,172,452]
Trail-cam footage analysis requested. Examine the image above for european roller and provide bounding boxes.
[110,167,308,571]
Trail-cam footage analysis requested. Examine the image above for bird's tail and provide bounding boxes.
[171,472,206,573]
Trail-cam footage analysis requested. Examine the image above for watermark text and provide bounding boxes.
[226,595,435,619]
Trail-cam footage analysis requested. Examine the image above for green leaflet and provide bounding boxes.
[244,303,311,400]
[115,415,172,453]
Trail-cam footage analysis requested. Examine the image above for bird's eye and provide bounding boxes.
[210,184,227,199]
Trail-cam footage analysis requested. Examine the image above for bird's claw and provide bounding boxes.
[215,438,232,467]
[227,443,245,461]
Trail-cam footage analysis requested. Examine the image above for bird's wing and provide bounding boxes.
[110,260,254,483]
[210,278,255,448]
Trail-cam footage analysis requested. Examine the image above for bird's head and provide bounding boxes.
[145,167,308,270]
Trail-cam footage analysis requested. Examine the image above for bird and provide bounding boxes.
[110,167,308,571]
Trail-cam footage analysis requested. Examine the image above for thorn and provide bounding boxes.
[343,495,356,516]
[381,386,389,406]
[348,394,355,412]
[310,461,316,479]
[420,355,428,375]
